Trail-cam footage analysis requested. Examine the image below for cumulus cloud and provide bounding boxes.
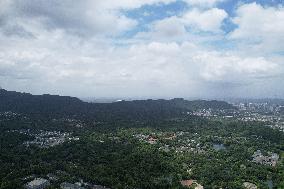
[136,7,227,42]
[135,16,187,42]
[195,53,278,82]
[229,2,284,53]
[0,0,180,39]
[183,8,228,32]
[230,3,284,39]
[152,17,187,38]
[0,28,279,98]
[0,0,283,98]
[0,0,141,37]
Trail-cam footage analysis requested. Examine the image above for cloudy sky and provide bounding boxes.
[0,0,284,99]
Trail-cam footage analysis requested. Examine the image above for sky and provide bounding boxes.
[0,0,284,99]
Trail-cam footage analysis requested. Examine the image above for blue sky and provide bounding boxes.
[0,0,284,98]
[123,0,284,37]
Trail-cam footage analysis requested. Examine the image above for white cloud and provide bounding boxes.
[229,3,284,53]
[0,25,279,98]
[231,3,284,39]
[135,16,187,41]
[194,52,278,82]
[0,0,176,38]
[0,1,283,98]
[135,7,227,42]
[184,0,225,8]
[183,8,228,32]
[153,17,187,37]
[94,0,176,10]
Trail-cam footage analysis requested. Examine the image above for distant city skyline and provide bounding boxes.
[0,0,284,98]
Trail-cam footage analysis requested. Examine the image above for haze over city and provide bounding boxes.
[0,0,284,99]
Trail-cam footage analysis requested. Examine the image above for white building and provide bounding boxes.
[60,182,85,189]
[25,178,50,189]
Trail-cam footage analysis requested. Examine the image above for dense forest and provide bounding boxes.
[0,89,283,189]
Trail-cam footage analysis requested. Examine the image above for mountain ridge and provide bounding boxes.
[0,89,234,120]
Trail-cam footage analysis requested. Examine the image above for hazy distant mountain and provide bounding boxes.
[0,89,234,121]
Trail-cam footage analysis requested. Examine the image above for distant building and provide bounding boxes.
[60,182,85,189]
[243,182,257,189]
[147,136,158,144]
[180,180,193,187]
[252,150,279,167]
[25,178,50,189]
[180,180,204,189]
[46,173,58,181]
[164,133,176,140]
[92,185,111,189]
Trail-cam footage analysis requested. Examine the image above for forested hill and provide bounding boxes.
[0,89,234,120]
[0,89,88,118]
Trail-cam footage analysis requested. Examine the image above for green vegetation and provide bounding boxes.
[0,89,283,189]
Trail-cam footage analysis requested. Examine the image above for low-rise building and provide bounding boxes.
[243,182,257,189]
[25,178,50,189]
[252,150,279,166]
[92,185,111,189]
[147,136,158,144]
[60,182,86,189]
[46,173,58,181]
[180,179,193,187]
[180,180,204,189]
